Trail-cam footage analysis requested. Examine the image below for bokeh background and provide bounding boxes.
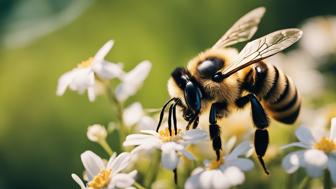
[1,0,336,189]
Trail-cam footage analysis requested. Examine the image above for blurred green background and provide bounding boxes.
[0,0,335,188]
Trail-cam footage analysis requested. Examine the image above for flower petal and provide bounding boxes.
[281,142,309,150]
[123,134,159,147]
[110,172,136,189]
[123,102,144,127]
[223,166,245,187]
[295,126,315,146]
[223,136,237,154]
[330,118,336,140]
[93,61,124,80]
[137,116,157,130]
[115,83,134,102]
[328,155,336,185]
[226,141,252,161]
[69,69,94,92]
[185,172,202,189]
[115,61,151,102]
[179,149,195,160]
[226,158,254,171]
[57,70,77,96]
[94,40,114,61]
[182,129,208,144]
[80,151,105,180]
[161,142,180,170]
[130,143,160,154]
[87,86,96,102]
[107,152,131,174]
[199,170,216,188]
[140,130,159,136]
[71,174,86,189]
[212,170,230,189]
[122,60,151,84]
[282,150,304,174]
[303,149,328,177]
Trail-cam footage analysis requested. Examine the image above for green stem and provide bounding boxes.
[323,170,331,189]
[133,181,146,189]
[105,83,126,149]
[98,139,113,156]
[145,151,161,188]
[298,176,310,189]
[287,172,296,189]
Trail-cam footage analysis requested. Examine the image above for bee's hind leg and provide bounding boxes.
[236,94,270,175]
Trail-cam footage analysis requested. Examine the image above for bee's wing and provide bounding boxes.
[221,29,303,77]
[212,7,266,49]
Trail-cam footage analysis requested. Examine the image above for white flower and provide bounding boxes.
[87,124,108,142]
[300,16,336,58]
[281,118,336,184]
[123,128,208,170]
[57,40,123,101]
[185,141,254,189]
[115,61,151,102]
[72,151,137,189]
[122,102,158,130]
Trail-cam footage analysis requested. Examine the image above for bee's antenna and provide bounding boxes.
[172,99,180,135]
[156,98,176,132]
[168,103,174,136]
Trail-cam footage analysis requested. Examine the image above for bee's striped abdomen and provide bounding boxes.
[241,62,301,124]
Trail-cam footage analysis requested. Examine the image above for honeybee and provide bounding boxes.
[156,7,302,174]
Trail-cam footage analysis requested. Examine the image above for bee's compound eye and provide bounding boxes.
[197,57,224,78]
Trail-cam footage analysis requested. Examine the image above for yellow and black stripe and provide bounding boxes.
[241,62,301,124]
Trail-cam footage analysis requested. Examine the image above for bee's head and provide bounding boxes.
[156,67,203,132]
[171,67,202,117]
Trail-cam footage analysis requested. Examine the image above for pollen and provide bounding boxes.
[78,57,94,68]
[208,159,224,170]
[314,137,336,153]
[88,169,111,189]
[159,128,182,142]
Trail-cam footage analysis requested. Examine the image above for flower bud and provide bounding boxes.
[87,124,107,142]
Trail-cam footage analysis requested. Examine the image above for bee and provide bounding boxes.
[156,7,302,174]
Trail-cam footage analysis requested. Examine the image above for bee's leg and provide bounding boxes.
[236,94,270,174]
[192,116,199,129]
[209,103,222,160]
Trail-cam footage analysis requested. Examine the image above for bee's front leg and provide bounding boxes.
[236,94,270,174]
[209,103,222,161]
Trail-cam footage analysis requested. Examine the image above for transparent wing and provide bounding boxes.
[212,7,266,49]
[221,29,303,77]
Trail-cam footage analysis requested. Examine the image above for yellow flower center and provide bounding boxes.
[314,137,336,153]
[208,159,224,170]
[77,57,94,68]
[88,169,111,189]
[159,128,182,142]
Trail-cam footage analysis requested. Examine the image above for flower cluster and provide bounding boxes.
[282,118,336,184]
[185,141,254,189]
[57,40,151,102]
[124,128,208,170]
[72,151,137,189]
[58,22,336,189]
